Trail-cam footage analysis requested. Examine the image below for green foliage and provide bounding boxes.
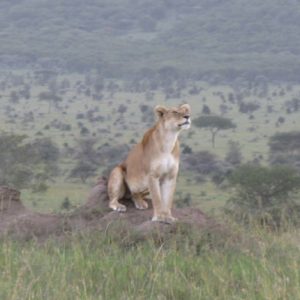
[269,131,300,170]
[0,134,59,189]
[269,131,300,153]
[239,101,260,114]
[194,115,236,130]
[31,182,48,193]
[0,134,32,188]
[61,196,71,210]
[30,138,60,164]
[226,164,300,228]
[225,141,243,166]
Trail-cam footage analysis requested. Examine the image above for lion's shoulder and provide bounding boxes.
[141,125,157,148]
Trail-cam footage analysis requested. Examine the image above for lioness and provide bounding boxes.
[108,104,191,223]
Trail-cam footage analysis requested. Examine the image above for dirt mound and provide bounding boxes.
[0,179,220,241]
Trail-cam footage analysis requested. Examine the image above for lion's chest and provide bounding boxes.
[152,154,178,177]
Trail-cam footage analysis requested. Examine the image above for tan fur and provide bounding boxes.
[107,104,191,223]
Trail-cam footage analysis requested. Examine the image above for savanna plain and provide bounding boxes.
[0,71,300,299]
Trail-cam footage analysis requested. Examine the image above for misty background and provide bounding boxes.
[1,0,300,80]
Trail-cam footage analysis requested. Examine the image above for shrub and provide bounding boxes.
[225,141,243,166]
[183,151,232,184]
[239,101,260,114]
[225,164,300,228]
[269,131,300,170]
[61,197,71,210]
[0,134,59,189]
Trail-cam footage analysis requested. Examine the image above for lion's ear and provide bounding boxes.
[180,103,191,114]
[154,105,168,118]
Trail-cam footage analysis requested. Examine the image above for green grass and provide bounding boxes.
[176,176,230,213]
[0,226,299,300]
[22,182,90,213]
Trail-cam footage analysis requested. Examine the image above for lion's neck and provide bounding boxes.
[155,124,179,153]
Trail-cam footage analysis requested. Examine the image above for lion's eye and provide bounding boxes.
[172,111,179,115]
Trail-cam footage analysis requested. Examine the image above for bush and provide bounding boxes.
[225,164,300,228]
[269,131,300,171]
[0,134,59,189]
[225,141,243,166]
[183,151,232,184]
[61,197,71,210]
[239,101,260,114]
[31,182,48,193]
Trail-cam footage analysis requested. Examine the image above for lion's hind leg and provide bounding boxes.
[108,165,127,212]
[132,193,148,210]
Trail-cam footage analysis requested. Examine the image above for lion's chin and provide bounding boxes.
[178,121,191,130]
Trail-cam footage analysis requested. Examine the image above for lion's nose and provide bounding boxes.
[184,115,190,120]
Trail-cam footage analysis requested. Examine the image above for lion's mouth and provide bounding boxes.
[179,120,191,127]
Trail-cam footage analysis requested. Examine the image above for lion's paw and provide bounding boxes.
[152,215,177,224]
[134,199,149,210]
[109,203,127,212]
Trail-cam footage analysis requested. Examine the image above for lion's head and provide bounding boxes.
[154,104,191,131]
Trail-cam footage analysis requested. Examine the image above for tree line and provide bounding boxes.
[1,0,300,82]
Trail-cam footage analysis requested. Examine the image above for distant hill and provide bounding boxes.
[1,0,300,81]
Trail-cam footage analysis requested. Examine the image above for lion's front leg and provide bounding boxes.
[159,176,177,222]
[148,175,162,220]
[149,175,177,223]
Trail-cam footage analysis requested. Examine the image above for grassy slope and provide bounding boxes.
[0,227,300,300]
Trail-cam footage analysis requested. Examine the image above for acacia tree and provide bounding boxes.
[194,115,236,148]
[38,91,62,113]
[69,161,97,183]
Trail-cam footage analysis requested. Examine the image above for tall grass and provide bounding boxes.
[0,226,299,300]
